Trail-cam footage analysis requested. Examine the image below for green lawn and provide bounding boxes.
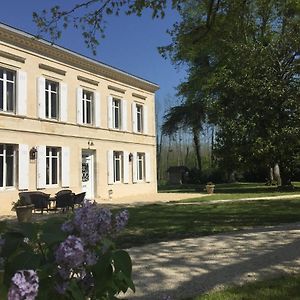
[186,274,300,300]
[117,198,300,248]
[159,182,300,203]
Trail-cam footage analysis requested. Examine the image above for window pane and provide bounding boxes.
[0,156,3,187]
[6,145,14,156]
[114,107,119,128]
[6,154,14,186]
[45,91,49,117]
[46,147,50,156]
[82,100,86,123]
[0,70,3,79]
[115,159,120,181]
[46,157,50,185]
[6,71,14,82]
[52,157,58,184]
[51,92,57,118]
[0,145,3,154]
[50,82,57,92]
[6,82,14,112]
[52,148,58,156]
[0,81,3,110]
[86,101,91,124]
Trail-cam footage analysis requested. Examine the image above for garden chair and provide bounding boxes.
[55,192,75,212]
[73,192,86,208]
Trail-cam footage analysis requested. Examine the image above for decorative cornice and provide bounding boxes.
[77,75,99,86]
[0,24,159,93]
[0,50,25,63]
[39,63,66,75]
[132,92,146,100]
[108,85,126,94]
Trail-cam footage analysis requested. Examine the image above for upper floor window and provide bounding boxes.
[112,98,121,129]
[82,90,93,125]
[45,80,59,119]
[0,68,15,113]
[137,152,145,181]
[46,147,60,186]
[0,144,16,188]
[113,151,123,182]
[136,104,143,133]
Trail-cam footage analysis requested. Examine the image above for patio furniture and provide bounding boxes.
[73,192,86,208]
[56,192,75,212]
[55,189,73,197]
[18,191,50,214]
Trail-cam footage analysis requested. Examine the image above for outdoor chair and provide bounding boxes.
[55,192,75,212]
[73,192,86,208]
[20,191,50,214]
[55,189,73,197]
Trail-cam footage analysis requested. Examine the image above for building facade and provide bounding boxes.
[0,24,158,215]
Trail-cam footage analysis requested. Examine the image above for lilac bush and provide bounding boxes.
[1,201,133,299]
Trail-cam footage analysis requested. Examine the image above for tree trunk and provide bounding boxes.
[192,127,202,171]
[273,163,281,186]
[280,164,292,186]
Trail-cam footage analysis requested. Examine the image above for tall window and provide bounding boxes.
[0,144,15,188]
[0,68,15,113]
[136,104,143,133]
[45,80,59,119]
[137,153,145,181]
[112,98,121,129]
[82,90,93,124]
[113,151,123,182]
[46,147,60,185]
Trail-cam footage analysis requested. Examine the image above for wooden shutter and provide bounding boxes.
[59,82,68,122]
[121,99,127,131]
[76,87,83,124]
[16,70,27,116]
[107,96,113,129]
[37,77,45,118]
[132,152,137,183]
[145,152,151,182]
[36,145,46,189]
[123,151,129,184]
[107,150,114,185]
[61,147,70,188]
[143,105,148,134]
[132,102,137,132]
[94,91,100,127]
[18,144,29,190]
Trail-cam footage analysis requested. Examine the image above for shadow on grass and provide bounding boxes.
[117,199,300,248]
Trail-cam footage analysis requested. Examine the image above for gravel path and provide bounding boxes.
[122,222,300,300]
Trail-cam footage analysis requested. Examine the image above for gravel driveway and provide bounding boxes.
[122,222,300,300]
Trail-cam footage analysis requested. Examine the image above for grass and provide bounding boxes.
[186,274,300,300]
[158,182,300,203]
[117,198,300,248]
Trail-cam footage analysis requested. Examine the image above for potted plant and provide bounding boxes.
[205,182,215,194]
[12,198,34,223]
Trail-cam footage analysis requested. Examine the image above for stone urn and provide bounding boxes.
[205,183,215,194]
[15,205,34,222]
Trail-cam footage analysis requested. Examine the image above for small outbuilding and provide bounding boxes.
[167,166,189,185]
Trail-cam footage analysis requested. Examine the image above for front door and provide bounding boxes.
[81,151,94,199]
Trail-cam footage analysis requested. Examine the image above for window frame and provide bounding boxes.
[45,79,59,120]
[46,146,60,187]
[112,98,121,129]
[113,151,123,183]
[0,68,16,114]
[82,89,93,125]
[137,152,145,181]
[0,144,16,190]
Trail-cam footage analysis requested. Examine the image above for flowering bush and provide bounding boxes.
[0,201,134,299]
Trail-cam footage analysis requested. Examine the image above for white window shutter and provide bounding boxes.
[36,145,46,189]
[59,82,68,122]
[143,105,148,134]
[121,99,127,131]
[107,150,114,185]
[16,70,27,116]
[77,87,83,124]
[123,151,129,184]
[132,103,137,132]
[132,152,137,183]
[18,144,29,190]
[107,96,113,129]
[145,152,151,182]
[94,91,100,127]
[37,77,45,118]
[61,147,70,188]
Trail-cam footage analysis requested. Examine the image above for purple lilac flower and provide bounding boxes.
[114,209,129,232]
[8,270,39,300]
[55,235,85,271]
[85,250,97,266]
[55,281,68,295]
[61,220,74,233]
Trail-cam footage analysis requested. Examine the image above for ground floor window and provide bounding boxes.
[46,147,60,186]
[137,152,145,181]
[0,144,16,188]
[113,151,123,182]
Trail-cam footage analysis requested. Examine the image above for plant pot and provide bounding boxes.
[15,205,34,222]
[206,185,215,194]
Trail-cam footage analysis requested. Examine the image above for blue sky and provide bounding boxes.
[0,1,185,121]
